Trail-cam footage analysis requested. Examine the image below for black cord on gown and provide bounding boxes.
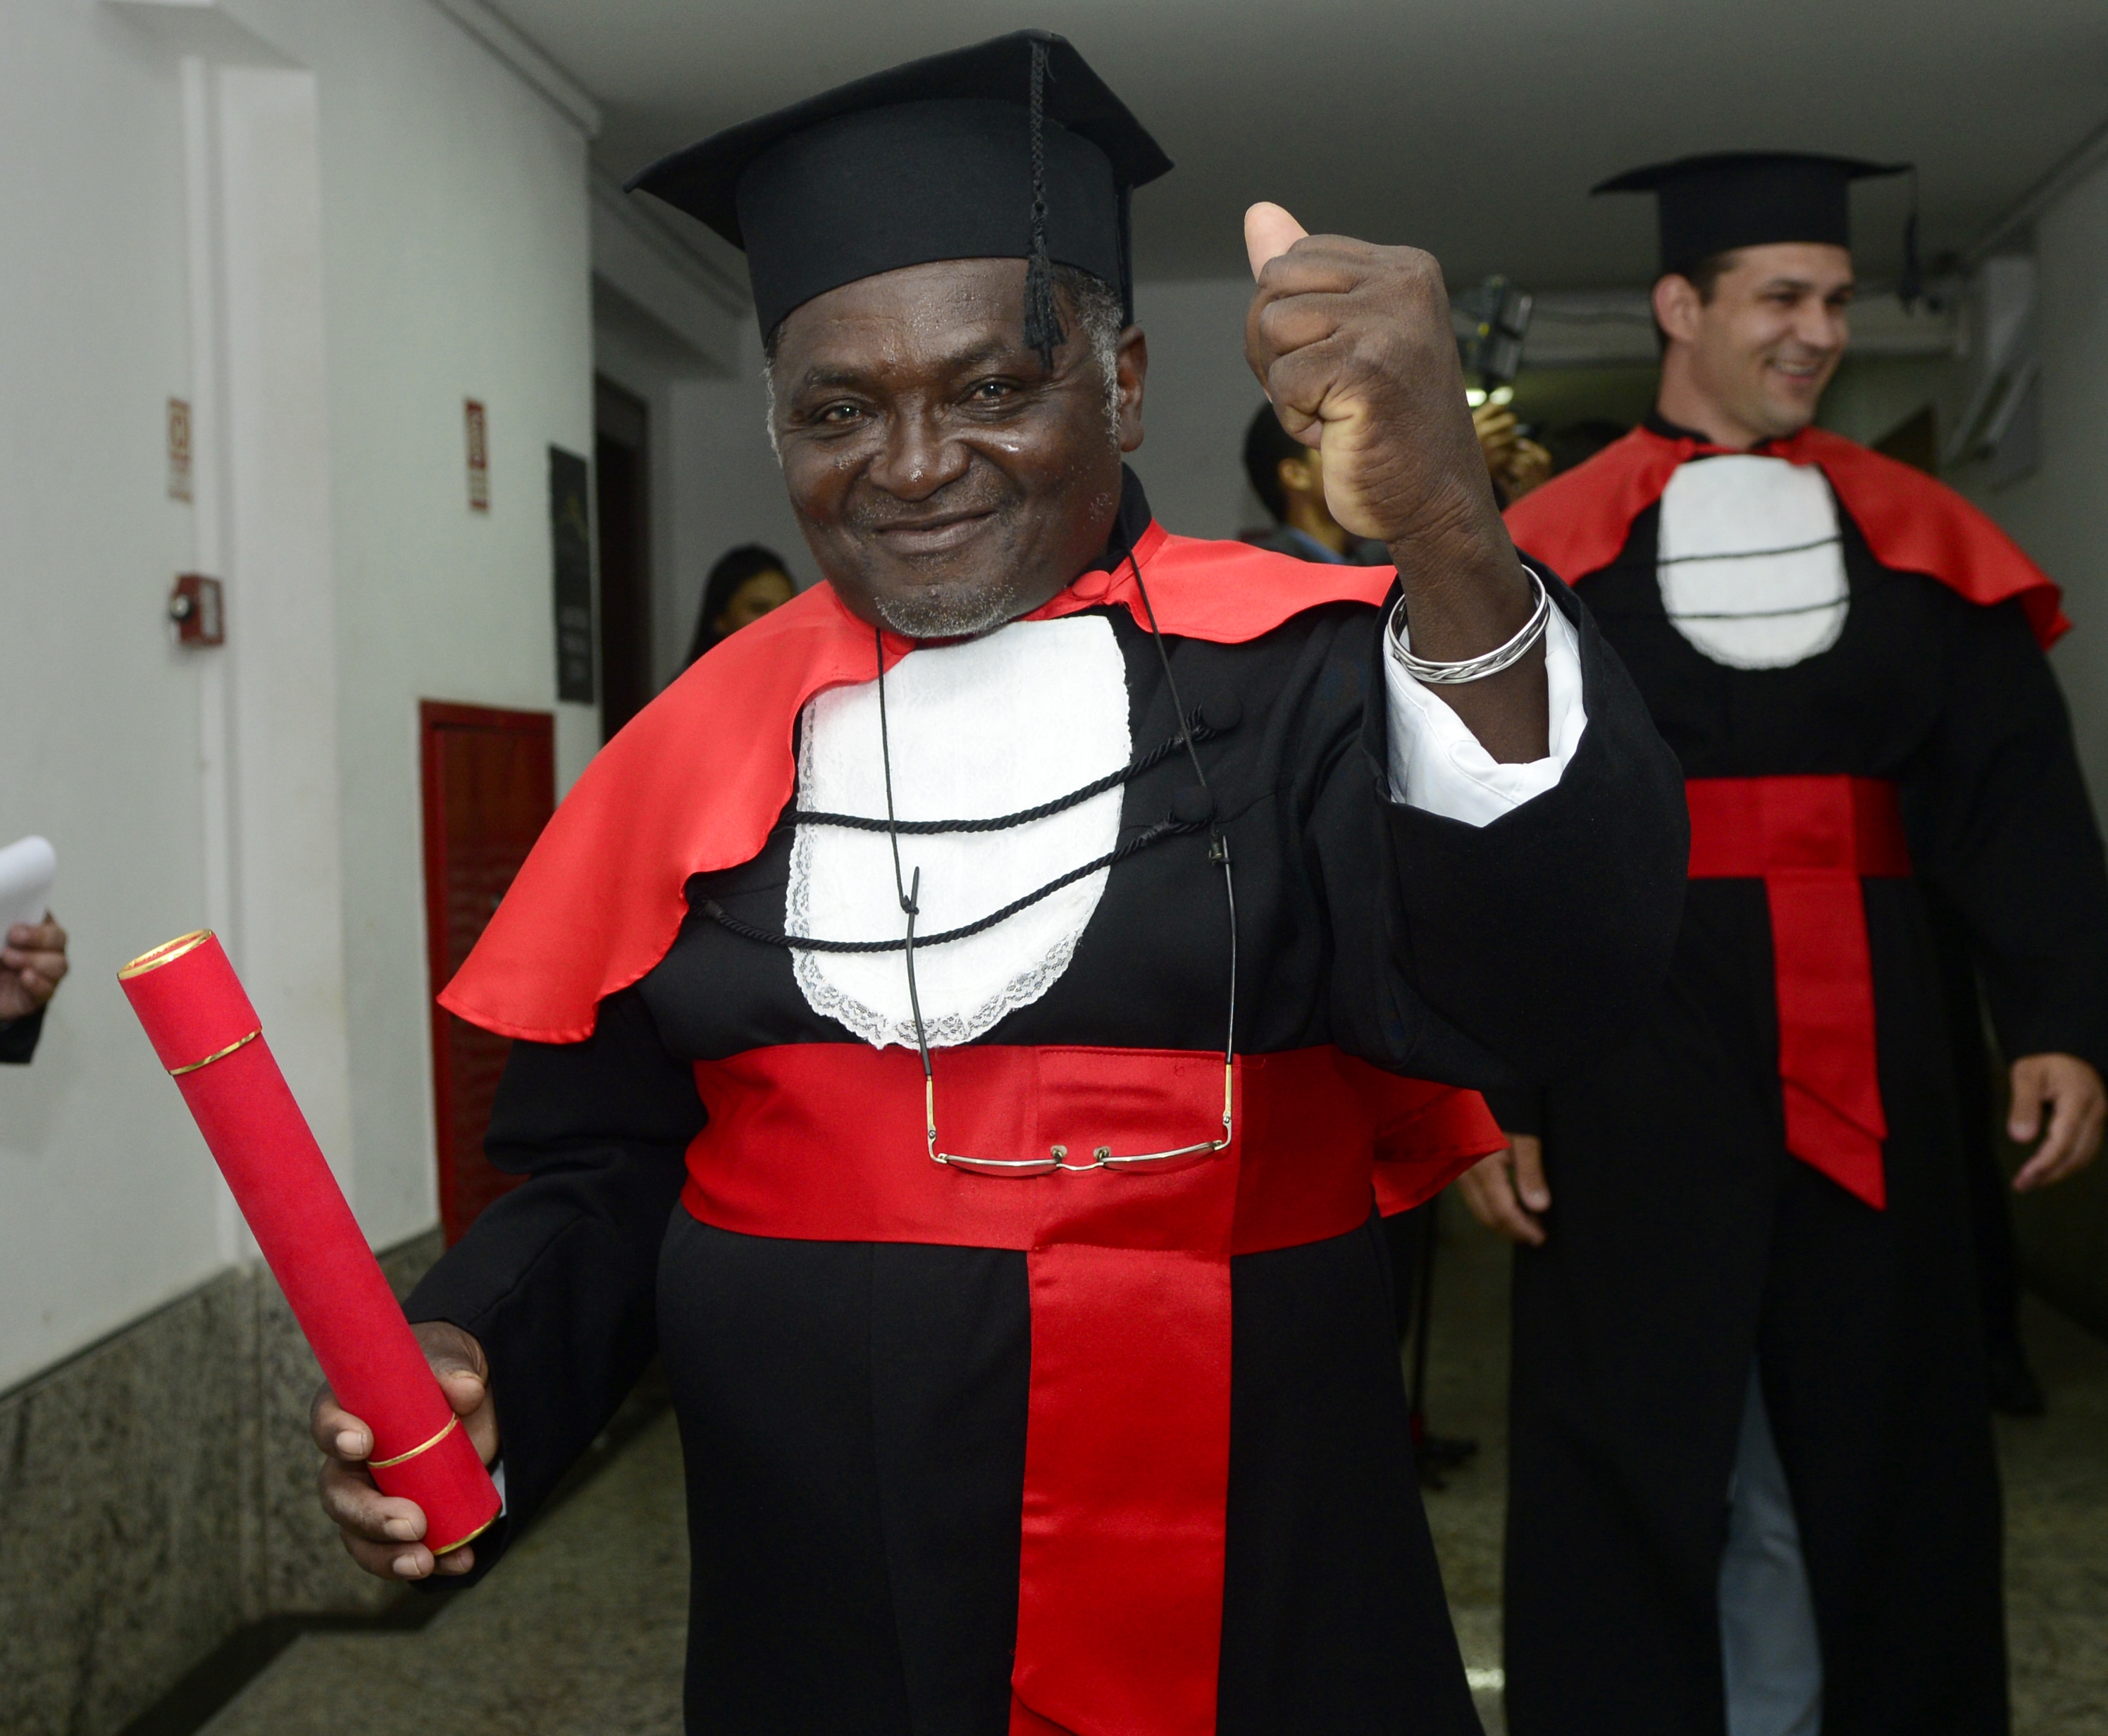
[1121,547,1240,1074]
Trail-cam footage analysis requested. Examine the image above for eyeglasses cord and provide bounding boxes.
[873,546,1241,1148]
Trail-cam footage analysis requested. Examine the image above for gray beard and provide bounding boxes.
[872,572,1036,640]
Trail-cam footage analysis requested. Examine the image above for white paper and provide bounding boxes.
[0,836,56,937]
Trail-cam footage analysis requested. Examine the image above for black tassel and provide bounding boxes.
[1898,168,1924,313]
[1022,37,1065,367]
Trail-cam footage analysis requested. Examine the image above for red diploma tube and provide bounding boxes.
[120,931,500,1555]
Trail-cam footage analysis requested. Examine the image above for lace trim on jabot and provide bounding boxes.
[783,615,1129,1051]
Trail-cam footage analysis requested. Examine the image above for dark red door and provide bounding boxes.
[420,702,556,1245]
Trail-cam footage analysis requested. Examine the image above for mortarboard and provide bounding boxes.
[626,30,1173,357]
[1595,152,1916,295]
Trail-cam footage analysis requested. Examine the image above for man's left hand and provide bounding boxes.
[1244,205,1506,560]
[1,914,68,1022]
[1243,203,1546,761]
[2008,1052,2106,1191]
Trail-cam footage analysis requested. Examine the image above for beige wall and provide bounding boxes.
[0,0,597,1394]
[1958,157,2108,1335]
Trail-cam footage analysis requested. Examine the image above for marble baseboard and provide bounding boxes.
[2012,1155,2108,1344]
[255,1234,445,1620]
[199,1410,690,1736]
[0,1228,443,1736]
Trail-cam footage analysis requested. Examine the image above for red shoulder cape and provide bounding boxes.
[442,523,1396,1043]
[1503,424,2068,648]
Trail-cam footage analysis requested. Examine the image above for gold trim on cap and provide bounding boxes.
[120,930,215,979]
[168,1029,261,1077]
[428,1512,497,1558]
[370,1413,459,1470]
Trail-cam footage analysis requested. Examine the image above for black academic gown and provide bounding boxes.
[0,1010,42,1063]
[1499,444,2108,1736]
[408,484,1686,1736]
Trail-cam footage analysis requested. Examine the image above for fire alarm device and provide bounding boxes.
[170,574,225,646]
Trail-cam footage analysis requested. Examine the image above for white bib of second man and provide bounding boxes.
[1657,454,1848,670]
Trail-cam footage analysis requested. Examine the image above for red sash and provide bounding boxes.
[1685,776,1913,1208]
[682,1041,1484,1736]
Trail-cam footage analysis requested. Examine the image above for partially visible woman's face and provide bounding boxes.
[715,569,795,636]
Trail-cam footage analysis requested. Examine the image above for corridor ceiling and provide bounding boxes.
[492,0,2108,290]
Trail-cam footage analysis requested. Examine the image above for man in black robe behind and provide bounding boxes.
[308,35,1685,1733]
[1477,153,2108,1736]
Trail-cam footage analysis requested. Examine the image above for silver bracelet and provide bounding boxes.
[1385,565,1551,685]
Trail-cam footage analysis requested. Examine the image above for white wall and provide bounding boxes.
[1949,154,2108,1333]
[0,2,213,1391]
[0,0,598,1392]
[1964,156,2108,806]
[1817,355,1961,450]
[285,0,597,1248]
[588,170,752,692]
[653,328,809,688]
[1129,278,1275,541]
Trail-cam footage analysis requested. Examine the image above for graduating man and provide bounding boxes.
[1475,152,2108,1736]
[313,34,1685,1735]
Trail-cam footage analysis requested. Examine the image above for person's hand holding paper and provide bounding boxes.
[0,836,67,1024]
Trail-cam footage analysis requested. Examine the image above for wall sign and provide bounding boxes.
[548,445,595,704]
[167,398,192,502]
[464,399,490,512]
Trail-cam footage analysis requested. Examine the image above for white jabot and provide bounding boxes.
[1658,454,1847,669]
[788,615,1130,1050]
[1384,598,1586,826]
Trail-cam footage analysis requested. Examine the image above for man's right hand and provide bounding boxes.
[313,1320,497,1581]
[0,912,68,1021]
[1454,1133,1549,1246]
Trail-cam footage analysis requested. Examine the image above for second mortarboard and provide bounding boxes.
[1594,151,1911,280]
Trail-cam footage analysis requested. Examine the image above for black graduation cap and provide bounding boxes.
[1594,152,1918,298]
[626,30,1173,357]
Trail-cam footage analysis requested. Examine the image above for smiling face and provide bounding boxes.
[768,259,1146,640]
[1654,242,1856,447]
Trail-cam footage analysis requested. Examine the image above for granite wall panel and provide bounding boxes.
[0,1229,442,1736]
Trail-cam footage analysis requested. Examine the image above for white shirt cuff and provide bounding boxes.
[1382,595,1587,826]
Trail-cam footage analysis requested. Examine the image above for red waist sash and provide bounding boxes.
[682,1041,1481,1736]
[1685,776,1913,1208]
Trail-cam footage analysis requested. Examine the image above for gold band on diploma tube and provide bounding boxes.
[119,930,215,979]
[369,1413,459,1469]
[118,932,264,1074]
[168,1030,261,1076]
[428,1513,497,1556]
[371,1415,496,1554]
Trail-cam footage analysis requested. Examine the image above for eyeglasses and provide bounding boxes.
[920,1060,1233,1176]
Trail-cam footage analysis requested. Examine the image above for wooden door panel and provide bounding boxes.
[420,702,556,1244]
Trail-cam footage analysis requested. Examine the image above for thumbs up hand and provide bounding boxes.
[1243,203,1501,554]
[1244,204,1545,757]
